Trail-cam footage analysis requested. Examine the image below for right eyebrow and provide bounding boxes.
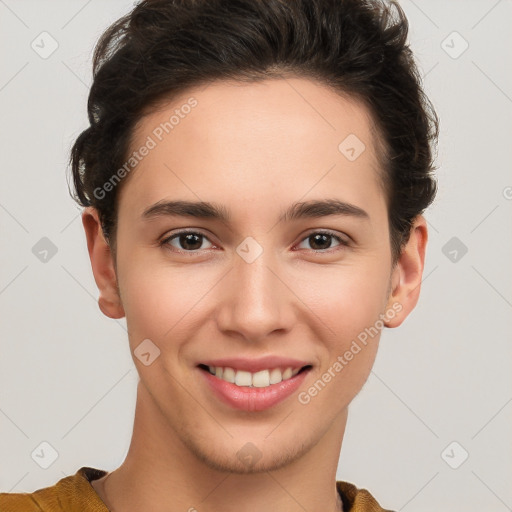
[141,200,231,223]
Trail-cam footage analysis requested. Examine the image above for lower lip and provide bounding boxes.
[198,367,311,412]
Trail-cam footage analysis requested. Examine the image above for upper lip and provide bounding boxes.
[199,356,312,373]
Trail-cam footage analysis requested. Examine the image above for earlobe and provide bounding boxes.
[82,207,125,320]
[384,215,428,328]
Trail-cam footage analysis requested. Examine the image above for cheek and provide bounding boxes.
[117,253,215,344]
[293,258,391,339]
[293,260,389,402]
[298,270,387,412]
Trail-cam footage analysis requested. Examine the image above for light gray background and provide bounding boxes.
[1,1,511,510]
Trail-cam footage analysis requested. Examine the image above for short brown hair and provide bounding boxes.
[68,0,439,262]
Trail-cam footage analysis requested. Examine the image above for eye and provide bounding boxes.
[295,231,349,252]
[159,229,349,255]
[160,230,215,252]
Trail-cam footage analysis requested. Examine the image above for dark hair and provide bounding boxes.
[68,0,438,263]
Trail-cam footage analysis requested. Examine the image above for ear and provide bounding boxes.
[82,207,125,319]
[384,215,428,328]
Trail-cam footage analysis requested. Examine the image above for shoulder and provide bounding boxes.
[337,480,395,512]
[0,467,109,512]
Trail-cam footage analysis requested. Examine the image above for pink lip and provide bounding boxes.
[198,366,311,412]
[199,356,310,373]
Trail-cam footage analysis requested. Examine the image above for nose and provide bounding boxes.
[215,244,296,343]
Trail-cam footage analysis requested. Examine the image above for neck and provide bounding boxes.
[93,381,346,512]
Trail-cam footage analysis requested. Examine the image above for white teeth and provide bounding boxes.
[269,368,282,384]
[223,367,236,383]
[235,370,252,386]
[204,365,305,388]
[252,370,270,388]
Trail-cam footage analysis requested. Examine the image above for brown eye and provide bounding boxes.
[296,231,348,252]
[162,231,214,252]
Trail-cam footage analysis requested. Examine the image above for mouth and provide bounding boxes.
[197,363,313,388]
[196,362,313,412]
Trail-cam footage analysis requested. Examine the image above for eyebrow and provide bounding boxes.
[141,198,369,223]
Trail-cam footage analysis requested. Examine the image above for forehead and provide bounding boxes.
[118,77,385,219]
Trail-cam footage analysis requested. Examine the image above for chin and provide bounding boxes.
[183,432,311,474]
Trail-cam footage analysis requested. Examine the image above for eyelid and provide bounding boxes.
[160,227,211,240]
[301,228,350,243]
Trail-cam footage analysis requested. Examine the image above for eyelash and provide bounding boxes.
[159,229,350,255]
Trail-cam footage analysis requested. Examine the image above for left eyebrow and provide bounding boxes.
[279,198,369,222]
[140,198,369,223]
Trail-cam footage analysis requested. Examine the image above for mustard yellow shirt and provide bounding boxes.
[0,467,394,511]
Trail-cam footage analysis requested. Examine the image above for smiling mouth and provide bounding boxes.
[197,363,312,388]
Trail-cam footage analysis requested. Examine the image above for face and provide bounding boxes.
[84,77,426,474]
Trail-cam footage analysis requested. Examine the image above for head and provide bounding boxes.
[70,0,438,473]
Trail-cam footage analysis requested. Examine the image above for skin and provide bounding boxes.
[83,77,427,512]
